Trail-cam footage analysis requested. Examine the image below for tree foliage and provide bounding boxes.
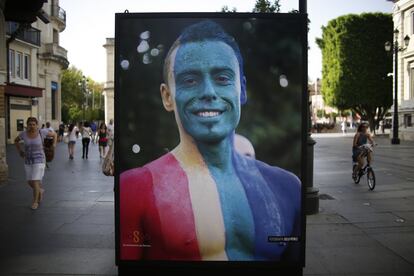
[221,5,237,12]
[61,66,105,123]
[252,0,281,13]
[317,13,393,132]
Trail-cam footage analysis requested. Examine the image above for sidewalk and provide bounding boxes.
[304,135,414,276]
[0,135,413,275]
[0,139,117,275]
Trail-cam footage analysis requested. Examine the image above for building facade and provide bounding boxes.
[103,38,114,124]
[393,0,414,140]
[5,0,68,143]
[0,0,68,182]
[309,78,338,125]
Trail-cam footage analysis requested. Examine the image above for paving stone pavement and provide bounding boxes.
[304,134,414,276]
[1,134,414,275]
[0,138,117,275]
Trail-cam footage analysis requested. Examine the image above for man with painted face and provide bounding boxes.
[120,20,301,262]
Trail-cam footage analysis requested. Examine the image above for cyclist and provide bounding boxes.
[352,122,374,178]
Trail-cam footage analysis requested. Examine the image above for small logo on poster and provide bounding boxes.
[123,230,151,247]
[268,236,299,243]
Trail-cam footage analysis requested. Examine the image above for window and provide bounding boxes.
[404,114,412,127]
[411,67,414,99]
[8,49,15,78]
[412,12,414,34]
[16,52,22,78]
[53,29,59,44]
[51,81,58,120]
[23,54,30,80]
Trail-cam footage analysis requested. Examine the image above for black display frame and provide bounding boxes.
[114,12,308,276]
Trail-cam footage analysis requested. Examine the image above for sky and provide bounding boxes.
[60,0,393,83]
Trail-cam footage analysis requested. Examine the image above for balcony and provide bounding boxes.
[51,4,66,31]
[39,42,69,69]
[6,22,40,47]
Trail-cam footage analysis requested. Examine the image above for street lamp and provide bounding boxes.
[78,75,89,121]
[385,29,410,145]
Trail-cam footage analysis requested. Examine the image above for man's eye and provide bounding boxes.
[215,75,231,84]
[185,78,196,85]
[180,77,198,86]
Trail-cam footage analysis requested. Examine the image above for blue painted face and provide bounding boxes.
[172,41,241,143]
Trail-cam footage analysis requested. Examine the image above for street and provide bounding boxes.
[305,134,414,275]
[0,134,413,275]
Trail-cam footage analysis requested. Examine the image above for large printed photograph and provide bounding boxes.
[116,14,304,265]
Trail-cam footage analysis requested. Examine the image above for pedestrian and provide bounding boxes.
[67,123,79,160]
[58,122,65,142]
[98,122,108,158]
[341,120,347,135]
[90,121,97,144]
[40,122,57,166]
[107,119,114,146]
[80,121,92,159]
[14,117,47,210]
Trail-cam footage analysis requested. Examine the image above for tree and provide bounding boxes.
[220,5,237,12]
[252,0,280,13]
[316,13,393,133]
[61,66,105,123]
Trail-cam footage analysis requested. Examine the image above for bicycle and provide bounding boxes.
[352,143,376,190]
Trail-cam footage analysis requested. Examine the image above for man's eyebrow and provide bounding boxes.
[175,66,236,77]
[175,69,201,79]
[210,66,236,75]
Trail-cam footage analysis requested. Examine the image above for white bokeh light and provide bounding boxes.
[150,48,160,56]
[279,75,289,88]
[143,53,152,64]
[132,144,141,154]
[137,40,150,53]
[120,59,129,70]
[140,31,150,40]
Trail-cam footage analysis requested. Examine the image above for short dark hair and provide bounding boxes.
[163,20,247,104]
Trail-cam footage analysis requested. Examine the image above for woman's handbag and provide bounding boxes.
[102,140,114,176]
[63,134,69,144]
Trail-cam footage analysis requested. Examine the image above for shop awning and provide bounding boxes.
[4,83,43,97]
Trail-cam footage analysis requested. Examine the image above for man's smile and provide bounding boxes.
[193,110,223,118]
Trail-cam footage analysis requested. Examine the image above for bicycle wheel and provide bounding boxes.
[367,168,376,190]
[352,165,360,184]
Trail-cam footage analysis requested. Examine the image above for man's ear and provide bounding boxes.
[160,83,174,112]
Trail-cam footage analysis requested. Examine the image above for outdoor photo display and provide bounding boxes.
[115,13,306,268]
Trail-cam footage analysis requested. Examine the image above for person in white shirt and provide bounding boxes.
[80,121,92,159]
[67,123,79,160]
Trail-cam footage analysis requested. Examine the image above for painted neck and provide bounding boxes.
[195,138,233,170]
[175,130,233,171]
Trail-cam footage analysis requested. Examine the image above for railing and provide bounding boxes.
[6,22,41,46]
[51,4,66,25]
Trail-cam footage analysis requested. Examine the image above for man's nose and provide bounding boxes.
[199,77,217,101]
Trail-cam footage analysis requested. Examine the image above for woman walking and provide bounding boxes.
[98,122,108,158]
[81,121,92,159]
[14,117,54,210]
[67,123,79,160]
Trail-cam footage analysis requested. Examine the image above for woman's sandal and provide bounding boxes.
[31,202,39,210]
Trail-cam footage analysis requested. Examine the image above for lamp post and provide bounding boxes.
[385,29,410,145]
[78,75,89,121]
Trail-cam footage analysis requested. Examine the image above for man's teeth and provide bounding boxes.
[197,111,220,117]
